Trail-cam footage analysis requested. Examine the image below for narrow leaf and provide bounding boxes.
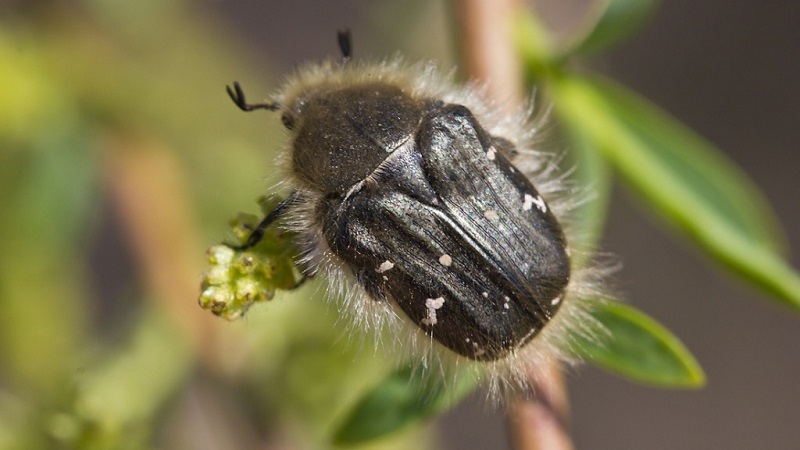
[577,302,705,387]
[562,119,613,255]
[552,75,800,309]
[332,367,478,445]
[514,13,557,81]
[564,0,659,57]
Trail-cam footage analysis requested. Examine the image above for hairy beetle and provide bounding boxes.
[225,32,601,381]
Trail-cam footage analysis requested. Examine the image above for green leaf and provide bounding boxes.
[514,13,557,81]
[551,74,800,309]
[561,119,613,256]
[577,302,705,387]
[332,366,479,445]
[563,0,659,57]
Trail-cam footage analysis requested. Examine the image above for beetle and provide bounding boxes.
[225,31,591,369]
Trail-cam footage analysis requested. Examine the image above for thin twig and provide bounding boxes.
[453,1,575,449]
[454,0,524,112]
[509,365,574,450]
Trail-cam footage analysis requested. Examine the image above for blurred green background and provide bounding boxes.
[1,0,798,449]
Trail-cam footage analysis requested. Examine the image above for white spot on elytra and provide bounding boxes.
[427,297,445,309]
[382,275,388,281]
[523,194,534,211]
[503,302,510,310]
[486,146,497,161]
[483,209,499,220]
[535,195,547,212]
[439,254,452,266]
[551,296,562,306]
[421,296,445,326]
[376,260,394,273]
[523,193,548,212]
[482,292,489,298]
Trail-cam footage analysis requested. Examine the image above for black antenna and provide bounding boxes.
[226,81,280,112]
[337,29,352,63]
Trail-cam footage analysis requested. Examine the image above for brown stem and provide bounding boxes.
[453,0,524,112]
[508,365,574,450]
[453,1,574,449]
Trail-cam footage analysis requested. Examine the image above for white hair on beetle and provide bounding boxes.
[265,55,613,402]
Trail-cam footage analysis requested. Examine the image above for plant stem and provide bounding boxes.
[508,365,574,450]
[453,0,524,111]
[453,1,574,449]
